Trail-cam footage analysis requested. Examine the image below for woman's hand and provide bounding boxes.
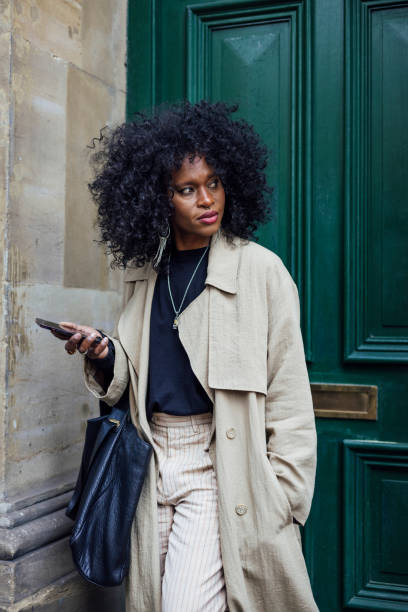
[51,322,109,360]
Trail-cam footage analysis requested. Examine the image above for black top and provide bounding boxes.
[94,246,213,420]
[146,245,213,419]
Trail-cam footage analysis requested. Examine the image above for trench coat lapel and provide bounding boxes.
[176,232,240,405]
[135,269,157,440]
[179,232,268,397]
[205,231,240,294]
[117,265,156,377]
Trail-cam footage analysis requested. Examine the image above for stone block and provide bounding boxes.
[0,480,125,610]
[0,491,73,529]
[0,474,75,515]
[0,508,72,559]
[0,536,74,604]
[82,0,127,91]
[64,63,125,290]
[0,31,11,129]
[9,36,66,285]
[0,28,11,505]
[12,0,81,65]
[12,0,127,92]
[0,571,125,611]
[0,471,76,522]
[4,283,121,496]
[0,30,11,260]
[0,0,11,35]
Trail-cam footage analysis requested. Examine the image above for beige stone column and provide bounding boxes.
[0,1,127,609]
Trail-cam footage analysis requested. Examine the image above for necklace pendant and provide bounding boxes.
[172,317,179,330]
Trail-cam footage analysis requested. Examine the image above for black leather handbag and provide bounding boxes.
[66,386,153,586]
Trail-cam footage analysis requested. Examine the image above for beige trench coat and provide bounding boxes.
[84,231,318,611]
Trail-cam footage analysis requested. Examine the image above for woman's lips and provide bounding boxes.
[198,212,218,224]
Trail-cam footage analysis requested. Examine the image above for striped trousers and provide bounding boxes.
[150,411,228,612]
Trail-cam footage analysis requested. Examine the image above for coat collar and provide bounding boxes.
[205,230,241,294]
[123,230,242,293]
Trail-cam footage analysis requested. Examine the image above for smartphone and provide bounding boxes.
[35,318,102,343]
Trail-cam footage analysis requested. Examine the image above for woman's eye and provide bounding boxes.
[208,178,219,189]
[179,187,194,195]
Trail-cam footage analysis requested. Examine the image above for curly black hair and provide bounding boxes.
[88,100,272,270]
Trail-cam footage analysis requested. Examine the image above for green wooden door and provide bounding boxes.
[127,1,408,610]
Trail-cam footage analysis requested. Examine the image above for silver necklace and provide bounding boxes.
[167,245,209,329]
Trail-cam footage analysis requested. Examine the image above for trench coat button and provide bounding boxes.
[235,504,247,516]
[226,427,236,439]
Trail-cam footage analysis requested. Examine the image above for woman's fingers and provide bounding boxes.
[76,332,101,356]
[87,336,109,359]
[64,332,83,355]
[52,322,108,359]
[65,331,109,360]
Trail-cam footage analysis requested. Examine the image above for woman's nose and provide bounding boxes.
[197,186,213,206]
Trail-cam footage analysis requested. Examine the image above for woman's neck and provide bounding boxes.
[172,232,211,251]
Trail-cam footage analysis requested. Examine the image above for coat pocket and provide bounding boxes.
[262,454,292,522]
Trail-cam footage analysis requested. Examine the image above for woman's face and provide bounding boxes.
[169,155,225,250]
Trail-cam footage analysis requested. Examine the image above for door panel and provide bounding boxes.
[186,2,312,356]
[344,441,408,610]
[345,2,408,362]
[210,21,290,258]
[127,1,408,610]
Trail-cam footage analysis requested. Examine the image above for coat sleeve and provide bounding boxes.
[82,281,133,407]
[265,264,317,526]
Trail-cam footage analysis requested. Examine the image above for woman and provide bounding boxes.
[54,101,318,611]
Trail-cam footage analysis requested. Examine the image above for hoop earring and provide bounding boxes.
[152,221,170,269]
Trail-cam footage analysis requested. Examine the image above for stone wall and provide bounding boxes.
[0,1,127,609]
